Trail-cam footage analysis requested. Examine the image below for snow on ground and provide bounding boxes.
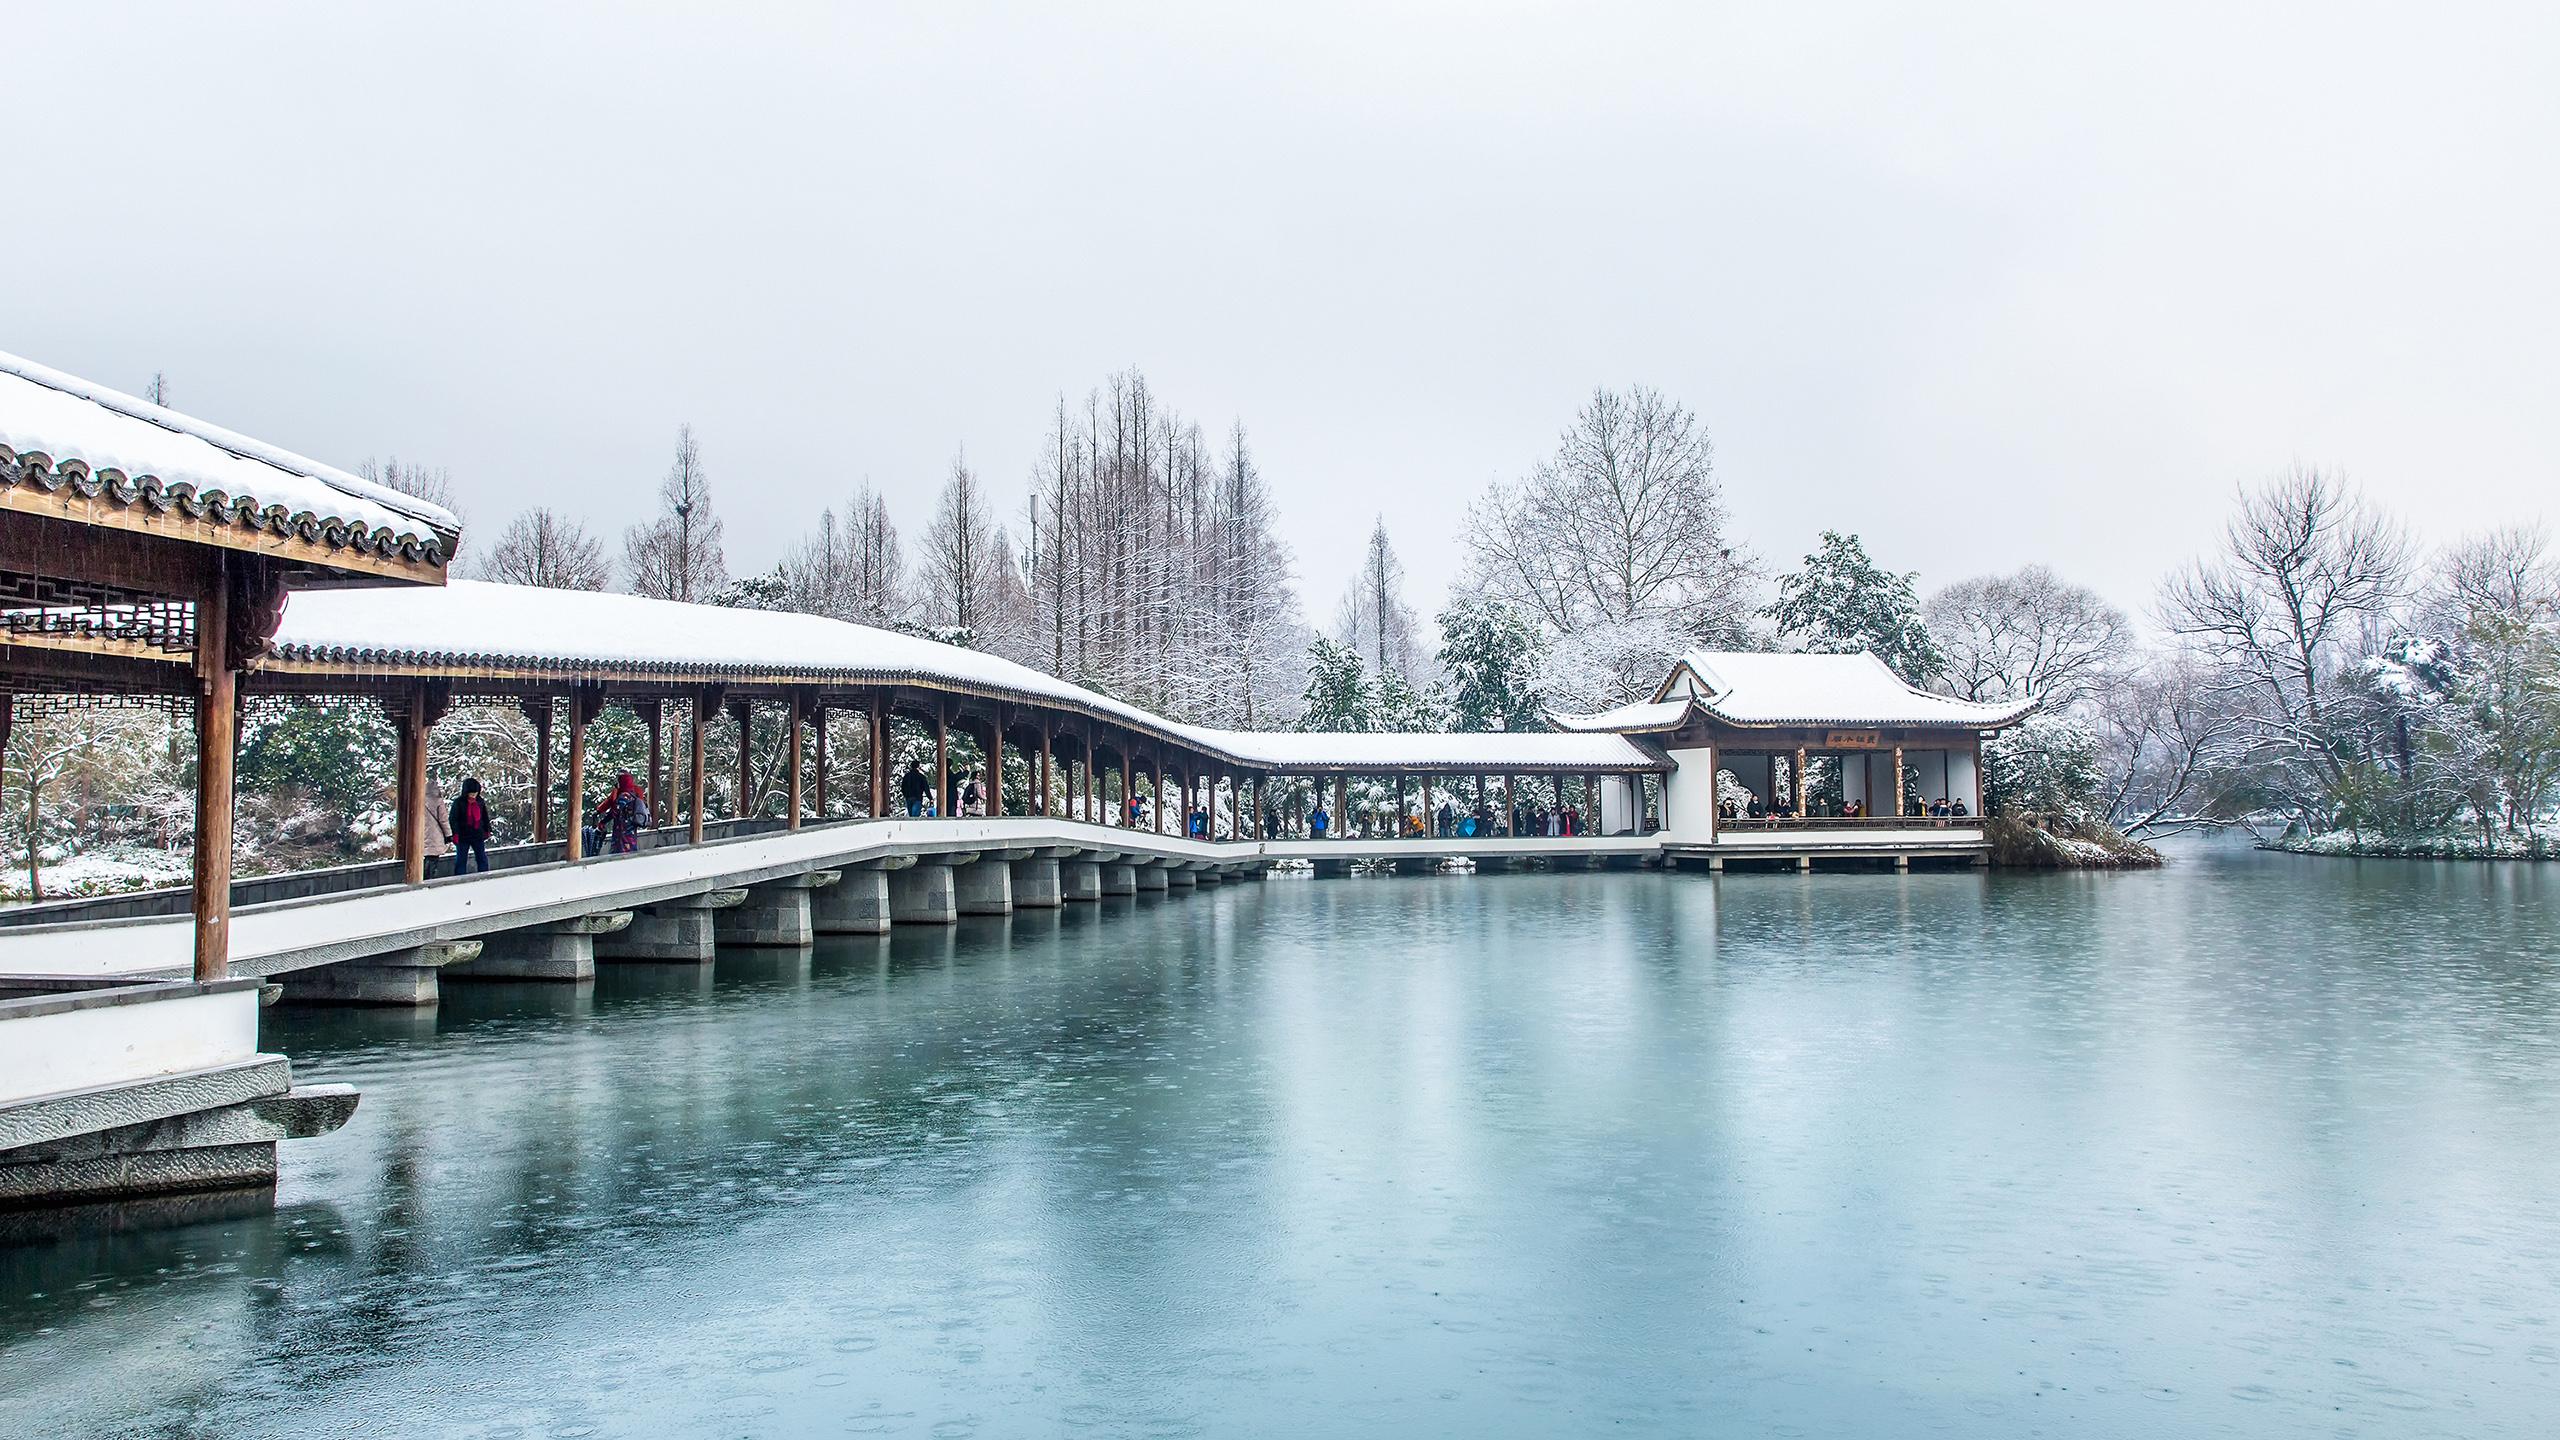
[2276,829,2559,860]
[0,845,194,905]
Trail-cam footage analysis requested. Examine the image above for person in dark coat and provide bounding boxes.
[447,777,493,875]
[901,763,930,818]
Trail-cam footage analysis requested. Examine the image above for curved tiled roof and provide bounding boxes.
[1666,651,2035,729]
[0,351,459,571]
[272,581,1666,773]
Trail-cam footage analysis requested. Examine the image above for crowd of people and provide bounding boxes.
[1716,794,1971,822]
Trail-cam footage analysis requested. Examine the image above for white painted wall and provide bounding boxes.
[1664,746,1719,844]
[1950,749,1981,811]
[0,985,261,1107]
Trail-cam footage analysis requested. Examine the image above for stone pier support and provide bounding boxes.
[449,913,632,982]
[1194,866,1223,887]
[1164,864,1197,890]
[1099,863,1138,896]
[598,889,746,963]
[1233,864,1266,882]
[282,940,480,1006]
[815,859,908,935]
[1010,855,1063,908]
[715,871,837,948]
[891,856,969,925]
[956,855,1016,915]
[1060,859,1102,902]
[1134,863,1169,893]
[1312,857,1351,878]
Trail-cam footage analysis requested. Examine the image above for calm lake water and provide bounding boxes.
[5,845,2559,1438]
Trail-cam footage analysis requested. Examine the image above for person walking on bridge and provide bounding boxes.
[901,763,930,818]
[447,777,493,875]
[595,772,650,854]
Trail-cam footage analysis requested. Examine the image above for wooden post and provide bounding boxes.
[786,694,805,830]
[933,699,949,817]
[1040,727,1054,817]
[396,686,430,885]
[565,687,594,861]
[1333,774,1347,838]
[813,703,828,819]
[191,559,237,982]
[522,697,554,844]
[870,692,888,818]
[1971,738,1984,817]
[1893,744,1905,818]
[690,690,714,844]
[1421,772,1434,838]
[987,710,1006,817]
[1157,759,1169,834]
[640,699,665,827]
[729,700,754,820]
[1796,746,1809,815]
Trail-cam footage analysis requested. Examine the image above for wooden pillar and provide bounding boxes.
[1333,774,1348,838]
[730,700,754,820]
[1085,732,1098,823]
[1157,758,1169,834]
[1040,726,1054,817]
[870,692,888,818]
[987,711,1006,817]
[565,686,597,861]
[1421,772,1434,838]
[395,687,430,885]
[522,697,554,844]
[640,699,665,827]
[786,694,806,830]
[191,560,237,982]
[690,690,713,844]
[1796,746,1809,814]
[933,699,949,817]
[1892,744,1905,818]
[1971,738,1984,816]
[813,703,829,819]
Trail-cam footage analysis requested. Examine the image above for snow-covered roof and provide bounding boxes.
[1664,650,2035,729]
[270,581,1664,772]
[0,351,459,572]
[1551,698,1692,734]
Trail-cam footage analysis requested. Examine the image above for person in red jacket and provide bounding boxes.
[447,777,494,875]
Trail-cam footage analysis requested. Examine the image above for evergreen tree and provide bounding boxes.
[1437,597,1548,732]
[1298,637,1375,732]
[1767,531,1946,684]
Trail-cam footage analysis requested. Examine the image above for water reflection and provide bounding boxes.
[5,844,2559,1437]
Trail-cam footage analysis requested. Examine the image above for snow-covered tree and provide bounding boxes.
[1299,637,1375,732]
[1984,714,2106,822]
[1437,597,1548,732]
[1460,384,1757,708]
[1768,531,1946,684]
[1926,564,2129,709]
[1336,518,1421,682]
[623,425,727,603]
[2157,467,2412,831]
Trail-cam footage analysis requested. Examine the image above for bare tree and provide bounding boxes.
[144,372,171,408]
[2157,467,2413,826]
[477,507,612,590]
[361,456,463,519]
[1927,564,2131,709]
[1337,517,1420,681]
[1461,385,1756,705]
[623,424,726,602]
[2094,656,2249,833]
[922,455,999,638]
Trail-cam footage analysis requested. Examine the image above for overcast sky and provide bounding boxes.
[7,3,2555,630]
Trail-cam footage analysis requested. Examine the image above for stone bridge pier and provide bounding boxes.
[715,872,839,948]
[889,853,971,925]
[448,912,635,983]
[814,857,912,935]
[282,940,482,1007]
[597,889,747,963]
